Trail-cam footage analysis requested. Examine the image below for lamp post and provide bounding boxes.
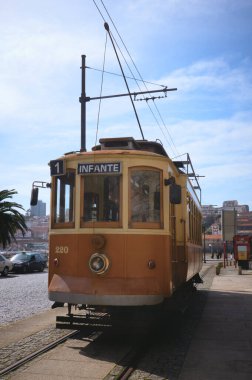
[209,243,213,258]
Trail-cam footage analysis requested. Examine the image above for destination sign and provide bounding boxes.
[78,162,121,175]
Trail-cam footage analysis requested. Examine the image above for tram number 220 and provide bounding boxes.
[55,246,69,254]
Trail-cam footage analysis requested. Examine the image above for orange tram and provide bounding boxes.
[47,137,202,312]
[31,54,203,327]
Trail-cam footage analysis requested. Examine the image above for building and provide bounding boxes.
[202,205,222,218]
[223,200,249,213]
[221,201,251,236]
[30,200,46,217]
[236,212,252,235]
[9,215,49,251]
[202,201,251,253]
[202,205,222,234]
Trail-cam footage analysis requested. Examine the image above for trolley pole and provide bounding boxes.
[80,54,87,152]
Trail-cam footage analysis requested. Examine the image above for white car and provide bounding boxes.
[0,254,13,276]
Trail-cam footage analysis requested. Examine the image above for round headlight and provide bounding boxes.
[89,253,109,274]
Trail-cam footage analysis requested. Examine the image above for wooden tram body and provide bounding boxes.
[48,137,203,309]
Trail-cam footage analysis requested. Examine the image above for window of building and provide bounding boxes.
[52,171,75,227]
[81,175,121,227]
[129,168,162,228]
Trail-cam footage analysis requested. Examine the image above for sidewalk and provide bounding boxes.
[0,307,68,349]
[179,265,252,380]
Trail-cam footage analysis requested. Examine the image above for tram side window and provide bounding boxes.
[82,175,120,224]
[187,194,202,245]
[53,171,75,226]
[129,168,161,227]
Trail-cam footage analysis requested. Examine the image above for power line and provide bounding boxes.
[86,66,166,88]
[92,0,180,156]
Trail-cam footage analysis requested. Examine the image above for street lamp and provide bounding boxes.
[209,243,213,258]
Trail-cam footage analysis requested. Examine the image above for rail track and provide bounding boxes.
[0,328,103,378]
[0,264,215,380]
[0,330,79,378]
[104,263,216,380]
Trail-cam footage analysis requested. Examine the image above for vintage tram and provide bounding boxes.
[46,137,202,313]
[31,51,203,327]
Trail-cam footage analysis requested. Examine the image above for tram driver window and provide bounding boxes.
[53,171,75,226]
[129,168,161,227]
[82,175,120,224]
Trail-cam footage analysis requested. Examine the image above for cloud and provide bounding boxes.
[1,0,252,211]
[170,115,252,208]
[161,59,252,104]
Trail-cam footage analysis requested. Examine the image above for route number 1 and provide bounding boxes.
[50,160,65,176]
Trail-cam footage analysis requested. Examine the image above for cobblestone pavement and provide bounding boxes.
[0,271,52,325]
[0,327,71,374]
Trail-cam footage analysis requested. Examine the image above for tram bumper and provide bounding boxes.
[48,274,164,306]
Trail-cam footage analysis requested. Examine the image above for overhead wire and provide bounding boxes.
[92,0,180,156]
[99,0,180,156]
[95,32,108,147]
[86,66,166,88]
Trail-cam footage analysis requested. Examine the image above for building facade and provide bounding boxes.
[202,200,252,254]
[30,200,46,217]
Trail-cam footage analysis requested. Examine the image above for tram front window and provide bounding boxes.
[82,175,120,224]
[129,168,161,227]
[53,171,75,226]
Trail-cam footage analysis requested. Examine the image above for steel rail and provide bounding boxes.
[0,330,79,377]
[112,264,216,380]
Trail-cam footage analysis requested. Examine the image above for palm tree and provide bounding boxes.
[0,189,28,249]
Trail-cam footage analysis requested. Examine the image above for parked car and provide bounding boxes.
[10,252,46,273]
[0,254,13,276]
[39,253,48,268]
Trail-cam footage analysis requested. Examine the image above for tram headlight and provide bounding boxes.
[89,253,109,274]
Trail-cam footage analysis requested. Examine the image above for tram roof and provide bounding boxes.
[92,137,168,157]
[61,136,201,201]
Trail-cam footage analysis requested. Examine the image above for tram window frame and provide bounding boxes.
[80,174,122,228]
[187,193,202,245]
[129,167,163,229]
[51,170,75,229]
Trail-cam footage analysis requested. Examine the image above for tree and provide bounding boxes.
[0,189,28,249]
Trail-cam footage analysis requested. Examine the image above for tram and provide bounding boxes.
[45,136,202,311]
[31,28,203,324]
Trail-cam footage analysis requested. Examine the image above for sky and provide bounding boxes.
[0,0,252,213]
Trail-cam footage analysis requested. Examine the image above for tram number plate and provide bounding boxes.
[55,246,69,254]
[50,160,65,176]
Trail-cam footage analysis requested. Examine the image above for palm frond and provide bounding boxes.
[0,189,28,249]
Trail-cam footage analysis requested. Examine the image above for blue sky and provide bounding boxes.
[0,0,252,213]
